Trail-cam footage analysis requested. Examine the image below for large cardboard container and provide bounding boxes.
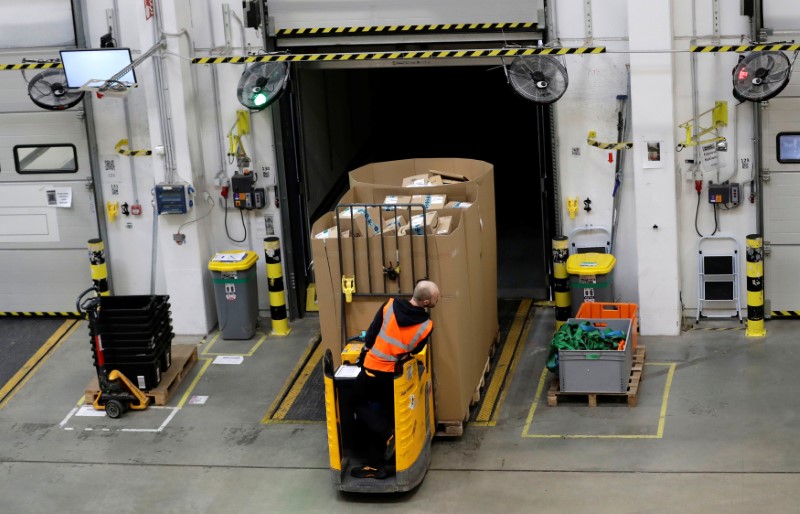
[311,184,489,422]
[348,158,498,355]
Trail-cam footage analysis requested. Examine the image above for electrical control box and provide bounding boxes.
[231,172,255,209]
[231,171,265,209]
[253,187,266,209]
[708,182,740,206]
[155,184,194,214]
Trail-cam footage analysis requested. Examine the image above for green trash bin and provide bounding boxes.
[566,252,616,316]
[208,250,259,340]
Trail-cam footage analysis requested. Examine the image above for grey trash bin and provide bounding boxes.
[208,250,259,339]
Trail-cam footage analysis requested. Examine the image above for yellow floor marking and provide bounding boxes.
[271,344,325,421]
[474,299,532,423]
[177,357,214,408]
[521,362,677,439]
[472,305,535,427]
[0,320,80,409]
[201,331,267,357]
[655,362,676,438]
[261,334,320,424]
[200,331,221,354]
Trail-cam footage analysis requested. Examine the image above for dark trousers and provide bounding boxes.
[353,367,395,468]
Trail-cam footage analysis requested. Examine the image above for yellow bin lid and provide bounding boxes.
[208,250,259,271]
[566,252,616,275]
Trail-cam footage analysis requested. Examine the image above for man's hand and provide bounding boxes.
[356,346,368,367]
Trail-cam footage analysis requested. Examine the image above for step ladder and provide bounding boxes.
[696,235,742,322]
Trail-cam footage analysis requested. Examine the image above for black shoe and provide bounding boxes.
[384,433,395,461]
[350,465,387,479]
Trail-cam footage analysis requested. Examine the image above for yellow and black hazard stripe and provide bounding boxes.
[276,22,539,38]
[115,139,152,157]
[770,311,800,319]
[691,43,800,53]
[587,131,633,151]
[0,62,61,71]
[552,237,570,331]
[192,46,605,65]
[0,311,83,318]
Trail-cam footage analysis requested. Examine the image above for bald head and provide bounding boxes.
[412,280,440,308]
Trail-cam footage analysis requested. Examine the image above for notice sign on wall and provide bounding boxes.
[702,143,719,172]
[46,187,72,208]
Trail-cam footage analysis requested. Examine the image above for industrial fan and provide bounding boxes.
[507,54,569,104]
[732,51,792,102]
[236,62,289,110]
[27,68,85,110]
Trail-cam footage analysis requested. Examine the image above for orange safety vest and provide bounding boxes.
[363,298,433,373]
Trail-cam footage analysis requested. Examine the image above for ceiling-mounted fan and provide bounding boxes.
[26,68,85,110]
[732,51,792,102]
[236,62,290,110]
[506,54,569,104]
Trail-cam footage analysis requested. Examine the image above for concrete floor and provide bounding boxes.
[2,310,800,513]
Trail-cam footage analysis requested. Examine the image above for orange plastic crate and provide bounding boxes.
[576,302,638,350]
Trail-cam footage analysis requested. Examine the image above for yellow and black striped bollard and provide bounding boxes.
[87,238,110,296]
[264,237,291,335]
[553,236,571,331]
[746,234,765,337]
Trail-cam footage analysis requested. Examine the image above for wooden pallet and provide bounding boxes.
[84,344,198,406]
[547,345,646,407]
[470,356,492,406]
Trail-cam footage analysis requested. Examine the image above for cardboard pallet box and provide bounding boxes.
[311,185,488,422]
[336,206,382,237]
[410,194,447,212]
[348,158,498,357]
[314,226,349,239]
[401,173,445,187]
[435,215,453,235]
[402,211,439,236]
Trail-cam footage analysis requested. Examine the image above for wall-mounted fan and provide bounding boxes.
[507,55,569,104]
[732,51,792,102]
[237,62,289,110]
[27,68,85,110]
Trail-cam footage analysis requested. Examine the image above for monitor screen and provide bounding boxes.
[59,48,136,89]
[777,132,800,164]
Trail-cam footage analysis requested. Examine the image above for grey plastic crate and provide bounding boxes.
[558,318,633,393]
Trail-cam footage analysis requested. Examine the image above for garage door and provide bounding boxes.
[0,110,99,313]
[761,89,800,314]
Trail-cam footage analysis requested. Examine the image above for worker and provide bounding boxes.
[350,280,440,479]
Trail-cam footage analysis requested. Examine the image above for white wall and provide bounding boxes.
[553,0,769,333]
[46,0,797,334]
[75,0,286,335]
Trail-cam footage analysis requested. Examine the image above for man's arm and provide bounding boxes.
[364,301,388,349]
[410,329,433,355]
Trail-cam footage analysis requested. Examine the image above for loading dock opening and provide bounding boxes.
[284,63,557,308]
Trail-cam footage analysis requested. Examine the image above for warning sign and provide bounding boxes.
[702,143,719,172]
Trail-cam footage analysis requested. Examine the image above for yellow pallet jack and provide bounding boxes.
[78,286,151,419]
[323,342,434,493]
[92,367,151,418]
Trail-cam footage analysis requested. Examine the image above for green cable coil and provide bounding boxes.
[546,322,627,372]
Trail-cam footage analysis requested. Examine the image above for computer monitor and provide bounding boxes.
[59,48,137,89]
[777,132,800,164]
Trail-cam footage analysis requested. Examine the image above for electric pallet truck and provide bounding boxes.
[324,341,434,492]
[77,286,151,419]
[323,202,435,492]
